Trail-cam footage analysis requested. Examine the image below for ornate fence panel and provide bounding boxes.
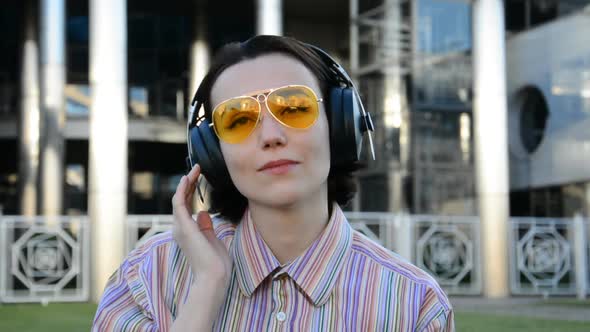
[0,216,89,303]
[410,215,482,295]
[3,212,587,304]
[126,215,174,252]
[509,217,578,296]
[344,212,400,249]
[3,213,579,303]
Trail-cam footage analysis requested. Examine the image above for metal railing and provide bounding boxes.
[1,213,588,303]
[508,216,588,296]
[411,215,481,295]
[0,216,89,303]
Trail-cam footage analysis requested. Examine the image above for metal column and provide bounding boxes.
[19,0,41,217]
[89,0,128,302]
[383,0,409,214]
[349,0,411,213]
[473,0,510,298]
[190,2,211,212]
[39,0,66,217]
[189,3,209,110]
[256,0,283,35]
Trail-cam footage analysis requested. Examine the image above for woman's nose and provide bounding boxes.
[257,108,287,149]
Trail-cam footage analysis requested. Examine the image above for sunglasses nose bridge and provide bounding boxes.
[254,93,272,121]
[255,93,269,115]
[256,93,267,103]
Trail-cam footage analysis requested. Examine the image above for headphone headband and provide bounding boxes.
[304,44,355,89]
[305,44,375,158]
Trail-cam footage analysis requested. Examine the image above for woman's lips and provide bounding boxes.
[258,159,299,175]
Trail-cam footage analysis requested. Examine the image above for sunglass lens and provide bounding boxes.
[267,86,319,129]
[213,97,260,143]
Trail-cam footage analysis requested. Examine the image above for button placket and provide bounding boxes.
[276,311,286,322]
[273,277,287,323]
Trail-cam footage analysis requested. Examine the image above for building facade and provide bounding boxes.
[0,0,350,216]
[505,1,590,218]
[2,1,590,217]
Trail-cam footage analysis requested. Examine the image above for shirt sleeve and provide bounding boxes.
[419,307,455,332]
[416,286,455,332]
[92,260,158,332]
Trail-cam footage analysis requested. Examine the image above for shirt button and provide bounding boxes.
[276,311,286,322]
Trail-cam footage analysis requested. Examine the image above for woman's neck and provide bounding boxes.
[248,187,331,265]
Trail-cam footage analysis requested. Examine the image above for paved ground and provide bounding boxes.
[450,296,590,322]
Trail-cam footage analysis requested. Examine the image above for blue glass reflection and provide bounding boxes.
[414,0,473,107]
[129,86,149,117]
[66,84,90,116]
[65,85,152,117]
[418,0,472,54]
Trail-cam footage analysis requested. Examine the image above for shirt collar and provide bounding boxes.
[230,203,353,306]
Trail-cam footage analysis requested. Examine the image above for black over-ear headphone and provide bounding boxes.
[186,43,375,191]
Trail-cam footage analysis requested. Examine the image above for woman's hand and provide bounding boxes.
[171,164,232,289]
[170,165,232,331]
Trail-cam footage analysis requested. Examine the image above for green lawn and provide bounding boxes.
[0,303,588,331]
[0,303,97,332]
[455,312,589,332]
[534,299,590,309]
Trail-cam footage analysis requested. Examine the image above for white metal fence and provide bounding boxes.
[0,216,89,303]
[126,213,588,297]
[508,216,589,296]
[0,213,588,303]
[411,215,482,295]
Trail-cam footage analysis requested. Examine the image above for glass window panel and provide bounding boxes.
[0,172,18,214]
[65,84,90,116]
[414,0,473,107]
[67,16,89,44]
[65,164,87,214]
[129,86,150,117]
[417,0,472,54]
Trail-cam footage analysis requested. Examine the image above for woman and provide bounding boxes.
[93,35,454,331]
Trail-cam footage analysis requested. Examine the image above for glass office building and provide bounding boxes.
[1,0,589,218]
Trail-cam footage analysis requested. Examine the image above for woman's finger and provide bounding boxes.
[185,177,198,202]
[197,211,219,245]
[197,211,213,231]
[187,164,201,184]
[185,165,201,196]
[184,165,201,202]
[173,176,197,230]
[173,175,187,207]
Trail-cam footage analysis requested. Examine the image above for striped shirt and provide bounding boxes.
[93,204,454,331]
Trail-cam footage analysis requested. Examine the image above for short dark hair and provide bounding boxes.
[194,35,364,223]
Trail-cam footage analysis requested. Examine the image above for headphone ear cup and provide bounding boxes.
[329,87,360,165]
[188,119,232,189]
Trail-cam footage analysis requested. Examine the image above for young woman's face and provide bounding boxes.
[210,53,331,208]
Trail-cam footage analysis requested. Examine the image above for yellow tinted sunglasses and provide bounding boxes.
[211,85,323,144]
